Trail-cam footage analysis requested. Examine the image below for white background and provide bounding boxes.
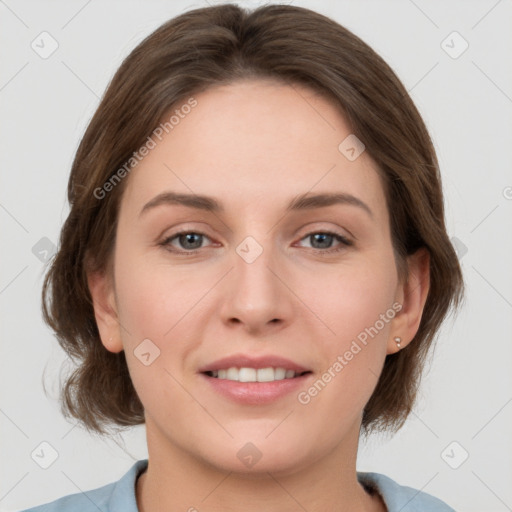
[1,1,511,511]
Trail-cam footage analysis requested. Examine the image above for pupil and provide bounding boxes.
[312,233,332,249]
[177,233,333,250]
[180,233,202,249]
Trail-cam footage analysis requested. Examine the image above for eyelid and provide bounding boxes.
[160,228,215,249]
[294,230,353,252]
[159,225,354,257]
[159,222,353,243]
[296,222,355,242]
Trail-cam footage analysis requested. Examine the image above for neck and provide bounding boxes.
[136,417,386,512]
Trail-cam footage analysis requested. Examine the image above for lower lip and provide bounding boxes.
[200,372,313,405]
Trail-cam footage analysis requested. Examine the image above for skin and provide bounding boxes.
[88,79,430,512]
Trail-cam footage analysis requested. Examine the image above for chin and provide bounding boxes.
[194,432,316,477]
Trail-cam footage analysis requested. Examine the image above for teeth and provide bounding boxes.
[226,367,239,380]
[208,367,301,382]
[274,367,286,380]
[239,367,257,382]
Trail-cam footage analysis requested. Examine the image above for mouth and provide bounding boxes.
[203,367,312,382]
[198,354,313,404]
[200,369,313,405]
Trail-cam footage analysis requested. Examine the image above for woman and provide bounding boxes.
[21,3,464,511]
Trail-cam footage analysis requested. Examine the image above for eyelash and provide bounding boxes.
[158,229,353,256]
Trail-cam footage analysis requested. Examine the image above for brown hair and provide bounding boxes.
[42,2,464,436]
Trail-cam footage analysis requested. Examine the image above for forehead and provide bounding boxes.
[120,79,387,220]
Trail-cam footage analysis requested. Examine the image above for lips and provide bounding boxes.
[207,367,311,383]
[198,354,311,375]
[197,353,313,404]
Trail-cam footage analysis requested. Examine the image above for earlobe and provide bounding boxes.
[388,247,430,354]
[87,270,124,353]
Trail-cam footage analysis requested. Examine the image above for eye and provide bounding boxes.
[296,231,353,254]
[159,229,353,256]
[159,230,213,254]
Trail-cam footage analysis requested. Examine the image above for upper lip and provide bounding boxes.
[198,354,311,373]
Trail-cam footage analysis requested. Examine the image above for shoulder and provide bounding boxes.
[18,485,113,512]
[18,460,148,512]
[357,471,456,511]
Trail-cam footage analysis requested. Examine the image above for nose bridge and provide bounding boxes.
[220,233,291,331]
[234,234,280,306]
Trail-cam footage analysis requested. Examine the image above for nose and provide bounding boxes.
[218,238,294,336]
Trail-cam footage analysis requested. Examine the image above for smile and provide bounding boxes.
[204,367,311,382]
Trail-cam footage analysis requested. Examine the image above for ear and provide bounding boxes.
[388,247,430,354]
[87,269,124,353]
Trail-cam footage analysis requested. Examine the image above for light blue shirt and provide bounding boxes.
[19,459,455,511]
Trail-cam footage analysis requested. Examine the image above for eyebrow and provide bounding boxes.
[139,191,373,218]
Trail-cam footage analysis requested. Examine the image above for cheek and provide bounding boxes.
[305,250,397,397]
[295,272,395,434]
[112,245,211,400]
[112,252,201,414]
[318,255,397,341]
[114,244,200,342]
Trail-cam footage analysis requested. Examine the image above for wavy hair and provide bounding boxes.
[42,3,464,436]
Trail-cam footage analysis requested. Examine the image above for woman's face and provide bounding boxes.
[94,79,415,474]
